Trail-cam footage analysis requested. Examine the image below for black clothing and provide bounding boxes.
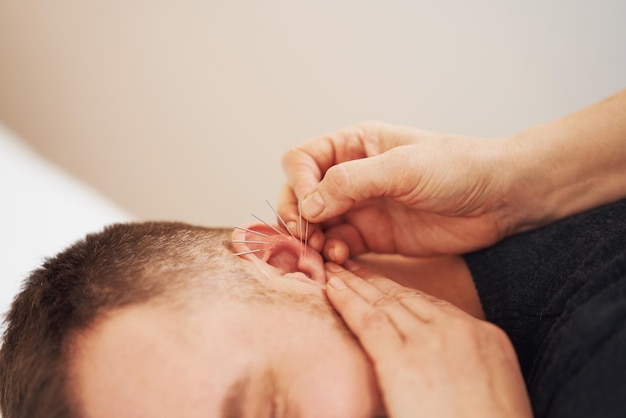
[465,199,626,418]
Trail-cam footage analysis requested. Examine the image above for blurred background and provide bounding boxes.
[1,0,625,227]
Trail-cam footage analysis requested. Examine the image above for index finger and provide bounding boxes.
[325,264,405,359]
[281,125,369,199]
[281,122,418,196]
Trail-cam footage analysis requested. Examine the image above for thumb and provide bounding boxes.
[302,148,412,221]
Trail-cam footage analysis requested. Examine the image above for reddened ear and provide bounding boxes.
[231,223,326,284]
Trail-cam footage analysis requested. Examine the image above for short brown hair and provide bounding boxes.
[0,222,248,418]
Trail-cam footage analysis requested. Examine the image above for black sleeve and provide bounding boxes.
[463,198,626,418]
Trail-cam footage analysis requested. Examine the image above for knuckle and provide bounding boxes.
[430,298,455,311]
[386,286,428,303]
[324,164,353,192]
[370,294,397,308]
[389,286,419,300]
[421,331,447,352]
[483,323,515,351]
[442,316,480,345]
[450,319,511,353]
[281,147,300,167]
[366,278,394,290]
[353,121,385,156]
[419,292,455,310]
[356,120,385,137]
[359,309,389,331]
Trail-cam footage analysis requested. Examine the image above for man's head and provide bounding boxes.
[0,222,382,418]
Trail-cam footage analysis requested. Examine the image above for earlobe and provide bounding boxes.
[231,223,326,284]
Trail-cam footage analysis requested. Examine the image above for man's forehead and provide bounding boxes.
[71,304,254,418]
[69,301,380,418]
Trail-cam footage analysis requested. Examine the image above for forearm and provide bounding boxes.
[502,89,626,235]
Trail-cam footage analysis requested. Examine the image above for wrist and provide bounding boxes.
[498,91,626,237]
[491,134,557,237]
[498,127,626,237]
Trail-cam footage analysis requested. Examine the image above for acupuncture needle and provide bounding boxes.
[298,197,309,255]
[233,226,269,237]
[265,200,296,240]
[298,197,304,251]
[233,249,262,256]
[251,213,284,235]
[304,219,309,255]
[232,240,266,245]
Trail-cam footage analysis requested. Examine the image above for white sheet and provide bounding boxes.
[0,123,133,332]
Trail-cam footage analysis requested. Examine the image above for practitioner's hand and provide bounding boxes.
[279,122,515,261]
[324,261,533,418]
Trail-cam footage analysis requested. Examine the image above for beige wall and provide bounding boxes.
[1,1,624,227]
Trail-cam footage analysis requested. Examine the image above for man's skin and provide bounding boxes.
[70,224,379,418]
[69,224,488,418]
[72,296,380,417]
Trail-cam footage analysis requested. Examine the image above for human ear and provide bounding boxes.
[231,223,326,284]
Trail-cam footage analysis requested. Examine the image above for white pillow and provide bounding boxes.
[0,123,133,331]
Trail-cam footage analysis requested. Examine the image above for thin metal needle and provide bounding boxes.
[304,220,309,255]
[298,197,304,250]
[265,200,296,240]
[251,214,284,235]
[232,240,267,244]
[233,226,269,237]
[233,249,262,256]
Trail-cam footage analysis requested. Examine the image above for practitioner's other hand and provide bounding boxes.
[324,261,533,418]
[278,122,516,261]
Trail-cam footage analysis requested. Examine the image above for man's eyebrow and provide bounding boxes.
[221,375,251,418]
[221,369,298,418]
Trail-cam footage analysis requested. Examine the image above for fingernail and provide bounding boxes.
[328,276,347,289]
[303,192,325,218]
[325,262,343,272]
